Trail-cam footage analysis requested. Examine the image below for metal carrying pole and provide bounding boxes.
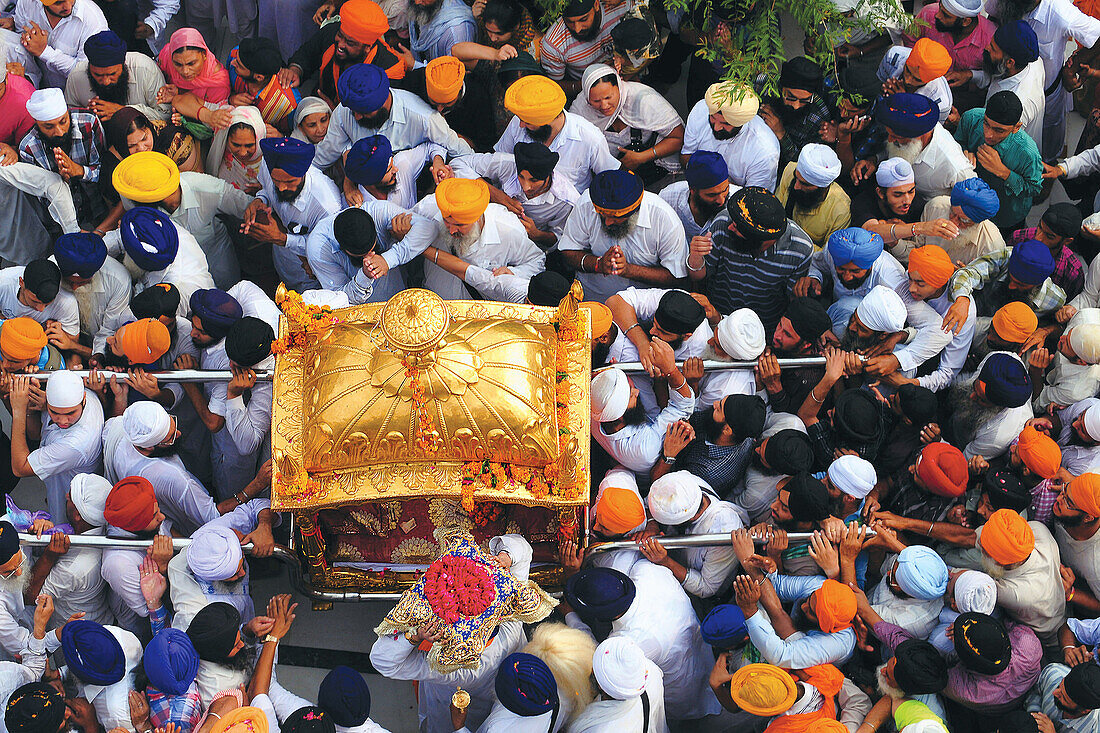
[585,528,876,556]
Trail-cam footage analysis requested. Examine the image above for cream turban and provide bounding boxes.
[796,144,842,188]
[1070,324,1100,364]
[69,474,112,528]
[856,285,907,333]
[717,308,765,360]
[647,471,707,525]
[592,637,648,700]
[704,82,759,127]
[591,368,629,423]
[827,455,877,499]
[26,88,67,122]
[1084,403,1100,441]
[186,524,243,582]
[952,570,997,614]
[122,401,172,449]
[45,370,85,409]
[489,534,533,582]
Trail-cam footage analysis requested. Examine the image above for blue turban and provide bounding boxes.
[120,207,178,272]
[894,545,949,600]
[978,352,1032,408]
[700,604,748,649]
[53,232,107,278]
[84,30,126,67]
[589,170,644,216]
[344,135,392,187]
[951,178,1000,223]
[994,20,1040,66]
[318,666,370,727]
[61,620,125,686]
[337,63,389,114]
[685,151,728,191]
[144,628,199,695]
[1008,239,1055,285]
[827,227,883,269]
[0,522,17,566]
[494,653,558,717]
[259,137,314,177]
[876,93,938,139]
[189,289,243,340]
[564,567,636,622]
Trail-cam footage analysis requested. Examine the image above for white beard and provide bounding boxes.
[980,551,1007,580]
[0,556,31,598]
[876,664,905,699]
[886,138,926,164]
[451,221,484,260]
[72,281,100,332]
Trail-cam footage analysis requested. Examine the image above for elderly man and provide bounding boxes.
[568,637,666,732]
[800,228,905,333]
[985,20,1045,153]
[914,177,1003,265]
[681,82,780,190]
[881,39,955,122]
[8,0,108,89]
[0,259,79,343]
[660,151,731,244]
[948,352,1034,459]
[63,30,168,122]
[775,144,851,246]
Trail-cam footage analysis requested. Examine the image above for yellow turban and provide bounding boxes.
[436,178,489,224]
[113,151,180,203]
[580,301,612,338]
[425,56,465,105]
[212,707,268,733]
[505,75,566,127]
[0,318,47,361]
[730,664,798,716]
[704,82,760,127]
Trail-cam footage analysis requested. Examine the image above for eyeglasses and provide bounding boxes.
[781,92,815,106]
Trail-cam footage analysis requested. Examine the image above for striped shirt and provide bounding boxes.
[539,0,631,80]
[1027,663,1100,732]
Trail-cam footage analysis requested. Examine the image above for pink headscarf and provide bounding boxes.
[158,28,231,104]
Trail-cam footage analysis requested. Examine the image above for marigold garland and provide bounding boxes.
[407,365,441,456]
[271,289,339,354]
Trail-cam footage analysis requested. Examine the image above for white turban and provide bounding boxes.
[796,144,842,188]
[592,637,648,700]
[877,46,911,82]
[26,88,67,122]
[647,471,706,525]
[1084,403,1100,441]
[489,533,532,582]
[717,308,765,360]
[876,158,915,188]
[900,722,950,733]
[704,82,759,127]
[1070,324,1100,364]
[186,524,243,582]
[591,368,629,423]
[856,285,907,333]
[301,289,350,309]
[952,570,997,614]
[827,455,877,499]
[0,46,7,84]
[940,0,982,18]
[123,401,172,448]
[69,473,112,528]
[45,370,85,409]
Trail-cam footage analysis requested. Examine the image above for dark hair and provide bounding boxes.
[105,107,154,156]
[227,122,256,140]
[482,0,522,32]
[593,73,618,88]
[174,45,206,55]
[155,124,198,166]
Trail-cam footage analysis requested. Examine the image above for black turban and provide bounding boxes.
[786,297,832,342]
[727,186,787,242]
[513,142,558,181]
[5,683,64,733]
[1042,202,1083,239]
[0,522,18,566]
[833,389,882,444]
[785,473,831,522]
[1064,662,1100,710]
[654,290,705,335]
[724,394,766,442]
[893,638,948,695]
[986,90,1023,126]
[996,711,1040,733]
[764,429,814,475]
[527,271,571,307]
[333,209,377,259]
[281,706,336,733]
[953,612,1011,676]
[225,316,275,367]
[896,383,938,428]
[186,602,241,662]
[779,56,823,93]
[837,64,881,106]
[238,37,284,77]
[983,468,1031,512]
[561,0,595,16]
[610,16,655,54]
[131,283,180,320]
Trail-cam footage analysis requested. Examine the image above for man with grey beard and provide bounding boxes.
[949,352,1034,460]
[0,521,71,661]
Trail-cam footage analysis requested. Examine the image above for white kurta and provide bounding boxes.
[869,573,944,639]
[978,520,1066,644]
[107,439,219,536]
[593,387,694,474]
[451,152,579,236]
[898,125,977,200]
[0,266,80,336]
[28,388,103,520]
[55,256,132,357]
[987,60,1047,152]
[12,0,107,88]
[495,111,620,193]
[565,663,668,733]
[42,526,113,627]
[681,101,780,190]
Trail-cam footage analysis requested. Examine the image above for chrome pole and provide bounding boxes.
[613,357,830,373]
[17,370,275,383]
[585,528,876,555]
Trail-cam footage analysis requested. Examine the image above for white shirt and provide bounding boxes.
[900,124,977,200]
[1053,399,1100,474]
[566,662,668,733]
[0,266,80,335]
[77,626,141,733]
[593,386,695,474]
[224,355,273,456]
[451,152,579,236]
[357,143,439,211]
[104,219,215,319]
[457,697,572,733]
[809,248,908,304]
[0,637,50,733]
[64,53,170,120]
[256,164,343,291]
[987,60,1046,151]
[899,285,975,393]
[53,256,132,356]
[42,526,112,627]
[990,0,1100,87]
[0,163,78,234]
[99,506,170,627]
[674,495,745,598]
[495,111,620,193]
[985,522,1067,645]
[108,438,219,536]
[869,570,944,638]
[13,0,107,88]
[682,102,780,191]
[28,388,103,520]
[1057,523,1100,601]
[1071,243,1100,312]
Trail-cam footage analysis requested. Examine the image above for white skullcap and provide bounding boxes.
[26,88,67,122]
[876,158,916,188]
[796,144,842,188]
[301,289,350,309]
[591,368,629,423]
[592,637,648,700]
[1084,403,1100,441]
[856,285,907,333]
[827,454,877,499]
[45,370,85,409]
[877,46,911,83]
[704,82,760,127]
[717,308,765,360]
[69,473,112,528]
[940,0,982,17]
[489,533,532,582]
[647,470,706,525]
[122,400,173,448]
[1070,324,1100,364]
[952,570,997,614]
[186,524,243,581]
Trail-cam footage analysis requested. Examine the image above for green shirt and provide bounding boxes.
[954,107,1043,228]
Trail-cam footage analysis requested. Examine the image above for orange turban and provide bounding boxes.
[915,441,968,497]
[729,664,797,716]
[436,178,489,224]
[1068,473,1100,518]
[504,75,566,126]
[908,245,954,289]
[212,707,269,733]
[1015,425,1061,479]
[802,664,846,698]
[103,476,157,532]
[991,302,1038,345]
[425,56,465,105]
[907,38,953,83]
[980,508,1035,566]
[595,487,646,535]
[338,0,389,45]
[580,301,612,338]
[116,318,172,366]
[0,317,47,361]
[812,579,857,633]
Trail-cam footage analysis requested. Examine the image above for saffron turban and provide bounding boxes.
[344,135,392,187]
[186,603,241,661]
[1068,473,1100,518]
[717,308,765,360]
[123,400,173,448]
[495,653,558,717]
[259,137,314,177]
[895,546,949,600]
[729,664,797,716]
[704,82,759,126]
[5,683,65,733]
[953,612,1010,675]
[907,38,952,83]
[814,579,857,633]
[685,151,727,190]
[908,245,954,289]
[701,604,748,649]
[876,157,915,188]
[61,620,125,685]
[856,285,907,333]
[337,63,389,114]
[916,442,968,497]
[1015,425,1061,479]
[579,301,612,338]
[590,367,629,423]
[213,707,268,733]
[590,170,643,217]
[104,476,156,532]
[592,637,648,700]
[564,567,636,623]
[827,455,877,499]
[941,0,982,17]
[113,152,180,203]
[144,628,199,695]
[504,75,566,126]
[70,473,112,528]
[1070,323,1100,364]
[435,177,489,224]
[595,468,646,535]
[994,19,1040,66]
[727,186,786,241]
[1008,239,1055,285]
[763,429,814,475]
[977,353,1031,408]
[876,93,938,138]
[53,232,107,278]
[979,508,1035,566]
[339,0,388,45]
[425,56,465,104]
[893,639,949,695]
[25,88,66,122]
[187,524,243,582]
[120,207,179,271]
[513,142,558,180]
[318,666,371,727]
[0,318,46,362]
[44,369,83,409]
[84,30,127,67]
[951,177,1000,223]
[828,227,883,269]
[796,143,842,188]
[647,471,706,525]
[115,318,171,365]
[991,302,1037,344]
[189,289,243,340]
[953,570,997,614]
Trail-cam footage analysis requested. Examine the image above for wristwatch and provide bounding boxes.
[262,634,279,644]
[661,453,676,465]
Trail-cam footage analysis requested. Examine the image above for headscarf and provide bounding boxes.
[318,666,371,727]
[144,628,199,695]
[915,442,968,497]
[291,97,332,142]
[991,302,1037,343]
[908,245,954,289]
[338,0,389,45]
[575,63,682,135]
[211,707,268,733]
[53,232,107,278]
[0,318,46,362]
[225,316,274,367]
[595,469,646,535]
[1069,323,1100,364]
[1068,473,1100,518]
[113,151,180,203]
[953,612,1010,675]
[763,430,814,475]
[729,664,797,715]
[827,455,876,499]
[259,137,314,177]
[977,353,1031,408]
[893,639,949,694]
[590,368,629,423]
[647,471,706,525]
[1015,425,1061,479]
[186,603,241,661]
[425,56,465,105]
[345,135,392,187]
[828,227,883,269]
[115,319,171,365]
[979,509,1035,566]
[589,170,643,217]
[84,30,127,67]
[813,579,857,633]
[564,568,635,623]
[494,653,558,717]
[906,38,952,83]
[717,309,765,360]
[5,683,65,733]
[727,186,786,242]
[45,370,83,409]
[685,151,727,190]
[876,157,915,188]
[70,473,112,528]
[488,534,532,582]
[505,75,566,126]
[337,63,390,114]
[104,476,157,532]
[894,546,949,599]
[25,89,66,122]
[704,81,759,126]
[190,289,243,340]
[951,178,1000,223]
[701,604,748,649]
[994,19,1040,66]
[206,106,266,192]
[953,570,997,613]
[795,144,842,188]
[855,285,906,333]
[591,637,648,700]
[435,177,489,224]
[186,524,243,582]
[157,29,230,104]
[120,207,179,271]
[876,93,938,138]
[61,620,125,685]
[1008,239,1055,285]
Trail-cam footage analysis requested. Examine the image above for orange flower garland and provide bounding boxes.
[271,289,339,354]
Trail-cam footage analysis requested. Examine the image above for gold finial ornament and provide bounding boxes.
[380,288,449,352]
[452,688,471,710]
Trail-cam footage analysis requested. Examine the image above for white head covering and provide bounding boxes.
[1084,403,1100,441]
[186,524,243,581]
[122,401,173,448]
[901,722,950,733]
[26,88,67,122]
[205,105,266,183]
[827,455,877,499]
[717,308,765,360]
[1070,324,1100,364]
[795,144,842,188]
[45,370,85,409]
[704,82,759,127]
[573,63,683,136]
[940,0,982,18]
[489,533,533,582]
[291,96,332,142]
[591,368,630,423]
[878,45,912,82]
[69,473,112,528]
[301,289,350,309]
[592,637,648,700]
[876,158,916,188]
[952,570,997,614]
[856,285,907,333]
[647,471,706,525]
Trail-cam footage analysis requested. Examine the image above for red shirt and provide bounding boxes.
[0,75,35,147]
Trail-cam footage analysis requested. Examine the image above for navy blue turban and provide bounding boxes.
[685,151,727,190]
[318,666,371,728]
[589,170,643,216]
[259,137,315,177]
[0,523,17,566]
[876,93,938,138]
[1008,239,1055,285]
[344,135,392,187]
[61,620,125,686]
[994,20,1040,67]
[144,628,199,695]
[120,207,179,272]
[53,232,107,278]
[951,178,1000,223]
[189,289,243,340]
[701,604,748,649]
[564,567,636,622]
[5,683,65,733]
[978,353,1032,408]
[84,30,127,68]
[282,707,336,733]
[337,63,389,114]
[828,227,883,269]
[494,653,559,717]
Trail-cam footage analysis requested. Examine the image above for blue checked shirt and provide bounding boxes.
[947,248,1066,318]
